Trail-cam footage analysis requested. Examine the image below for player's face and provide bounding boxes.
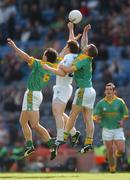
[105,85,115,98]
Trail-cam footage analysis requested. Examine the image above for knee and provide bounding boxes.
[19,118,27,126]
[117,148,125,154]
[31,123,40,130]
[86,121,94,130]
[53,108,62,119]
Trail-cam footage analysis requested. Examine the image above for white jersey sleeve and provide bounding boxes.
[56,53,78,86]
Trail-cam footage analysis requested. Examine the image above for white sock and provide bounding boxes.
[57,128,64,141]
[70,127,76,136]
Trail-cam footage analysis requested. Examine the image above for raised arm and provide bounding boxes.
[7,38,32,63]
[68,22,75,40]
[68,22,82,41]
[43,64,66,77]
[59,22,81,58]
[81,24,91,50]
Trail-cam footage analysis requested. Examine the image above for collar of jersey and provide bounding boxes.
[104,95,117,103]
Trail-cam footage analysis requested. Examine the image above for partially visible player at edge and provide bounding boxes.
[7,38,58,160]
[93,83,129,173]
[60,24,98,153]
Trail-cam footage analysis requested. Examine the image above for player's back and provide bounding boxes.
[56,53,78,86]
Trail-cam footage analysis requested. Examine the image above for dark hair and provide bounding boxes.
[106,83,116,90]
[88,44,98,58]
[44,48,58,63]
[67,40,79,54]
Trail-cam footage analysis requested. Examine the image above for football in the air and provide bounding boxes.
[68,10,82,24]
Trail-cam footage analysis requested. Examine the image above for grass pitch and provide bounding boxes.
[0,173,130,180]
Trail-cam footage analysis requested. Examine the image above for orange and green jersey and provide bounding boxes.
[27,57,55,91]
[94,96,129,129]
[72,53,93,88]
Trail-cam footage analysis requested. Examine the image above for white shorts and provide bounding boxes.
[102,128,125,141]
[22,89,43,111]
[53,85,73,103]
[73,87,96,109]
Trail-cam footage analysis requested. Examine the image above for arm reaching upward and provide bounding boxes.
[7,38,32,63]
[81,24,91,50]
[59,22,81,58]
[68,22,82,41]
[68,22,75,40]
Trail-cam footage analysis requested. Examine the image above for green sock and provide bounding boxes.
[26,140,33,148]
[47,139,54,149]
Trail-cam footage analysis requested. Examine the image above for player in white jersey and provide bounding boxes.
[44,22,81,146]
[53,53,77,103]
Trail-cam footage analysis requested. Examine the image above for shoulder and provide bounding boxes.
[77,53,92,60]
[116,97,126,104]
[97,99,105,105]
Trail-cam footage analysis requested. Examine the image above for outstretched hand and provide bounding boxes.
[74,33,82,40]
[84,24,91,32]
[7,38,16,48]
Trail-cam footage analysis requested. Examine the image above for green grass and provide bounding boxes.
[0,173,130,180]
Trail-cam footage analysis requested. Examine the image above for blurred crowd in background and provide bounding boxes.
[0,0,130,172]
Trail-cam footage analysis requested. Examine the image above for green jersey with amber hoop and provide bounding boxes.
[72,54,93,88]
[27,57,52,91]
[94,96,129,129]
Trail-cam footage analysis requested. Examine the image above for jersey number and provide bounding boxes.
[43,74,50,82]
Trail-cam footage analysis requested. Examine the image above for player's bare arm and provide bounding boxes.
[59,22,81,58]
[68,22,82,41]
[81,24,91,50]
[7,38,32,63]
[43,64,66,77]
[59,64,76,73]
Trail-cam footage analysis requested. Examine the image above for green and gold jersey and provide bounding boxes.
[94,96,129,129]
[72,54,93,88]
[27,57,53,91]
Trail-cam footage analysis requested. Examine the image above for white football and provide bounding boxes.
[68,10,82,24]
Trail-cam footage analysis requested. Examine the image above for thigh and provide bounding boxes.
[20,111,29,124]
[22,90,43,111]
[28,111,40,127]
[53,85,73,103]
[102,128,114,141]
[73,87,96,109]
[104,140,114,153]
[82,87,96,109]
[52,98,66,115]
[69,104,82,121]
[113,128,125,140]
